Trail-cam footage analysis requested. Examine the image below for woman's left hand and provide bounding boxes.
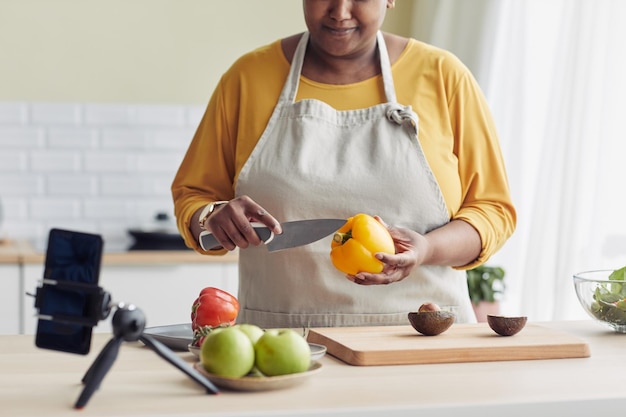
[347,220,427,285]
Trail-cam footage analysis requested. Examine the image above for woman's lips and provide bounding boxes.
[324,26,357,36]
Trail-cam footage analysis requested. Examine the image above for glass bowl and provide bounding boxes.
[573,270,626,333]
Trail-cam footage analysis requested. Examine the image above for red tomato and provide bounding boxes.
[191,287,240,331]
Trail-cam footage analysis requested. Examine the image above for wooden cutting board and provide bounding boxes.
[307,323,590,366]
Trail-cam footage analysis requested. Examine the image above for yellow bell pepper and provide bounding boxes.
[330,213,395,275]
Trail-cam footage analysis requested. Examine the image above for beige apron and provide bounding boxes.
[235,32,476,328]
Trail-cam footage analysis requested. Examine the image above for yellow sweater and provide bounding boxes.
[172,37,516,267]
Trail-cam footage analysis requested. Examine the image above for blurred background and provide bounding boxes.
[1,0,625,323]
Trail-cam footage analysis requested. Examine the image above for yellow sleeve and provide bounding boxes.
[394,40,516,268]
[449,69,516,268]
[170,81,235,253]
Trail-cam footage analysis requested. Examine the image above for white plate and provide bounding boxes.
[188,342,326,361]
[193,361,322,392]
[309,343,327,360]
[143,323,193,351]
[188,343,200,357]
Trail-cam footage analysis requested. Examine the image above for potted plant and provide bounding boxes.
[466,265,506,322]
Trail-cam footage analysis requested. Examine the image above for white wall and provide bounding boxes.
[0,101,203,250]
[0,0,306,104]
[0,0,411,104]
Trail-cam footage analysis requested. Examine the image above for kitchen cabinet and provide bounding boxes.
[96,262,238,333]
[21,260,239,335]
[0,265,20,334]
[0,240,27,335]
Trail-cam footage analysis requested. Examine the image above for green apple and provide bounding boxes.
[233,324,266,376]
[200,326,255,378]
[234,323,265,344]
[254,329,311,376]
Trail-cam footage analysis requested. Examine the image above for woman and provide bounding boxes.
[172,0,516,327]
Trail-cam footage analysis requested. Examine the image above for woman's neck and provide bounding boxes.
[281,32,408,85]
[302,41,380,84]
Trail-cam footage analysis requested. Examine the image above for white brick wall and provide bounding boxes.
[0,101,204,251]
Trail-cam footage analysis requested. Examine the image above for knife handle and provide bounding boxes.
[199,222,274,251]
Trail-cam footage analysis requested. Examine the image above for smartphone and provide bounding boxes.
[34,229,104,355]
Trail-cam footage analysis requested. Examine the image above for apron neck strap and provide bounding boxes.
[282,31,397,104]
[376,31,397,102]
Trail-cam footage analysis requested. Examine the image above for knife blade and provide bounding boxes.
[199,218,346,252]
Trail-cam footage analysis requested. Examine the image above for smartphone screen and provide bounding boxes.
[35,229,104,355]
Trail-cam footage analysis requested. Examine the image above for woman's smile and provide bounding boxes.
[323,25,357,36]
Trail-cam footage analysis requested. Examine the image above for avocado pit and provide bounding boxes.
[487,315,527,336]
[417,302,441,312]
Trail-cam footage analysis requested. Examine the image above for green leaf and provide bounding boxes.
[609,266,626,281]
[466,265,505,303]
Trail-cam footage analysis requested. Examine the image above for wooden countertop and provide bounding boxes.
[0,239,237,265]
[0,239,31,263]
[1,320,625,416]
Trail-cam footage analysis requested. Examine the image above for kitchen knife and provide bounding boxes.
[199,218,346,252]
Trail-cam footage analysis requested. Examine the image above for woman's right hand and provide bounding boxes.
[204,195,282,251]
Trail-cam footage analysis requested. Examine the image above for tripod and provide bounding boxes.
[75,302,219,409]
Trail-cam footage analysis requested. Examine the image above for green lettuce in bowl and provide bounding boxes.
[574,267,626,333]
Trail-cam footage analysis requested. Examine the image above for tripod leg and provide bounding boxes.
[139,334,219,394]
[80,337,118,385]
[75,337,122,409]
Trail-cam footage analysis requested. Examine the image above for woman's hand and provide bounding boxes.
[203,195,282,251]
[346,217,482,285]
[347,218,427,285]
